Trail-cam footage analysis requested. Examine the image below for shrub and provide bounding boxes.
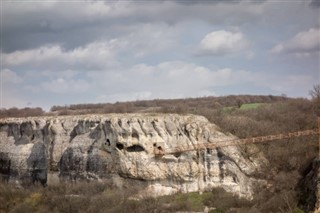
[209,208,226,213]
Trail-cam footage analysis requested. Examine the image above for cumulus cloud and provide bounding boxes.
[83,60,317,103]
[2,41,119,70]
[86,61,255,103]
[41,78,91,94]
[1,0,318,109]
[2,1,167,52]
[271,28,320,56]
[198,30,250,56]
[1,0,273,52]
[2,22,179,71]
[1,69,22,84]
[310,0,320,8]
[121,23,179,58]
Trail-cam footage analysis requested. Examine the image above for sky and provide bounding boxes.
[1,0,319,110]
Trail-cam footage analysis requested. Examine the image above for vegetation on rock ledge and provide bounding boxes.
[0,92,319,212]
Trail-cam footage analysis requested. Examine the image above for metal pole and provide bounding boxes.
[318,117,320,159]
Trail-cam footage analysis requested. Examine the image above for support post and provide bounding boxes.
[318,117,320,159]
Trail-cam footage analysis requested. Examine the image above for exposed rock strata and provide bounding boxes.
[0,114,265,198]
[300,159,320,213]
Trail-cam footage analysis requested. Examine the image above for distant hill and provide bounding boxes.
[0,95,290,119]
[50,94,291,116]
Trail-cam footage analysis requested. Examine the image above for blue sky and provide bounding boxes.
[1,0,319,110]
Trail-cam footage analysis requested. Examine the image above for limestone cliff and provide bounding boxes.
[0,114,265,198]
[300,159,320,213]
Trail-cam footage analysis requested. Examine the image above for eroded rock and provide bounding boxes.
[0,114,266,198]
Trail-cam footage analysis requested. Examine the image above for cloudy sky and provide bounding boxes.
[1,0,319,110]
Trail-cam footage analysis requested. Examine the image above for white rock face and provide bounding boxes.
[0,114,264,199]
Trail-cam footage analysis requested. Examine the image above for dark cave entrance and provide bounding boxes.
[126,145,145,152]
[116,143,124,150]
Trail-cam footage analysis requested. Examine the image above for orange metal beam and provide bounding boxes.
[154,128,319,156]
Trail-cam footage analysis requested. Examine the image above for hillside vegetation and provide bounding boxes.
[1,95,288,118]
[0,94,319,212]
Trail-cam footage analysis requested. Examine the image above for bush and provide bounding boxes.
[209,208,226,213]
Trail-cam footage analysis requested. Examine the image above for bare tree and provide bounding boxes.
[309,84,320,100]
[309,84,320,116]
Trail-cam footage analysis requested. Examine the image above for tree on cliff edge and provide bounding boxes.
[309,84,320,116]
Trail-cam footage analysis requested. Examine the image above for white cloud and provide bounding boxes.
[87,61,255,102]
[3,1,130,27]
[120,23,179,58]
[2,41,119,70]
[2,23,179,71]
[272,28,320,56]
[261,74,316,95]
[1,69,22,84]
[2,59,317,108]
[198,30,250,56]
[41,78,91,94]
[87,60,317,102]
[2,1,318,109]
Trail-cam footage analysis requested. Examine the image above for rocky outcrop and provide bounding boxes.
[300,159,320,213]
[0,114,265,198]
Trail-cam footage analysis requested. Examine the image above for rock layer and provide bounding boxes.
[315,159,320,213]
[0,114,263,198]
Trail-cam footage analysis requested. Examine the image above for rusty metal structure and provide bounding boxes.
[154,128,320,156]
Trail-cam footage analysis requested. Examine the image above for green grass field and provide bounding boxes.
[240,103,265,109]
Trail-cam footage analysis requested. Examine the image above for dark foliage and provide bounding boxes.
[49,95,289,115]
[0,107,45,119]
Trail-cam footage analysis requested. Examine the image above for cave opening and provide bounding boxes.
[126,145,145,152]
[116,143,124,150]
[174,153,181,158]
